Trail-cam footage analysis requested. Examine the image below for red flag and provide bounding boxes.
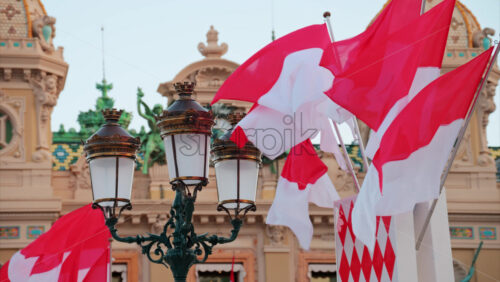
[229,253,235,282]
[0,204,111,281]
[211,24,331,107]
[266,140,340,249]
[321,0,454,131]
[352,48,494,249]
[221,0,428,163]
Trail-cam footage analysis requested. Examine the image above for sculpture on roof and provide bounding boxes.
[137,87,165,174]
[77,78,131,135]
[472,27,495,50]
[32,15,56,53]
[198,26,228,58]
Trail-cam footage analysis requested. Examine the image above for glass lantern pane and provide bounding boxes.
[239,159,259,205]
[89,157,135,207]
[164,134,210,185]
[89,157,116,207]
[215,160,237,204]
[215,159,259,209]
[117,157,135,203]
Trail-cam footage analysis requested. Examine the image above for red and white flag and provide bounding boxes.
[266,140,340,250]
[211,23,352,163]
[335,197,397,282]
[214,0,431,163]
[364,1,454,158]
[211,24,332,111]
[0,204,111,282]
[352,48,494,249]
[321,0,454,133]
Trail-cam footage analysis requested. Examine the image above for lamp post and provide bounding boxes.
[84,82,261,282]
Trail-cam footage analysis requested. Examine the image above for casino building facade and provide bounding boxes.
[0,0,499,281]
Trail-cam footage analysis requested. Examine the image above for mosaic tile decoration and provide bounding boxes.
[0,226,20,239]
[0,0,29,38]
[51,143,84,171]
[27,226,45,239]
[346,145,364,171]
[51,142,144,171]
[450,227,474,239]
[479,227,496,240]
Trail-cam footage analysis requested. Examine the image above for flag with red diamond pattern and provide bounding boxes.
[335,197,397,282]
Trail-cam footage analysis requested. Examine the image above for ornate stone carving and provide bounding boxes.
[198,26,228,58]
[31,15,56,54]
[472,28,495,49]
[476,79,496,166]
[195,66,232,88]
[69,156,91,190]
[0,91,25,163]
[453,127,473,167]
[30,73,60,163]
[265,225,285,246]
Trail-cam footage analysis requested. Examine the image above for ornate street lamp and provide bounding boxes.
[211,113,261,220]
[84,82,260,282]
[84,108,140,218]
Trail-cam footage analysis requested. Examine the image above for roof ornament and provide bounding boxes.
[198,25,228,58]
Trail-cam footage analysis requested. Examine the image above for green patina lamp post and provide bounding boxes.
[83,82,261,282]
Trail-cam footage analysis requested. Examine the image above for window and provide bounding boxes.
[111,263,127,282]
[196,263,246,282]
[308,264,337,282]
[198,271,238,282]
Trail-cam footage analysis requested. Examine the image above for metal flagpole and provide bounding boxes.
[415,43,500,250]
[323,11,361,193]
[420,0,426,15]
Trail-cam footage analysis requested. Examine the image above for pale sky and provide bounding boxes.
[45,0,500,145]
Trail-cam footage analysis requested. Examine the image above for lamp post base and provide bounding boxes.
[96,185,243,282]
[166,248,196,282]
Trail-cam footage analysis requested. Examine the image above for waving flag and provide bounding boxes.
[266,140,340,249]
[0,204,111,282]
[321,0,454,132]
[230,103,348,171]
[211,24,331,109]
[217,0,429,164]
[352,48,493,249]
[213,23,351,164]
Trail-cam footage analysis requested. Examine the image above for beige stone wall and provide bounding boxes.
[452,249,500,282]
[0,249,18,265]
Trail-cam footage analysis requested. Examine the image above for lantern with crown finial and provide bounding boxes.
[156,81,214,196]
[211,113,262,219]
[83,108,140,218]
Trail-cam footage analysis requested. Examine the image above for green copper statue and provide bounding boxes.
[137,87,165,174]
[77,78,131,135]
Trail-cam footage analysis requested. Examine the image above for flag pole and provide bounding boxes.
[415,43,499,250]
[420,0,426,15]
[323,12,362,192]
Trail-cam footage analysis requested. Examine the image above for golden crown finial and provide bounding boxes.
[173,82,195,97]
[102,108,123,123]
